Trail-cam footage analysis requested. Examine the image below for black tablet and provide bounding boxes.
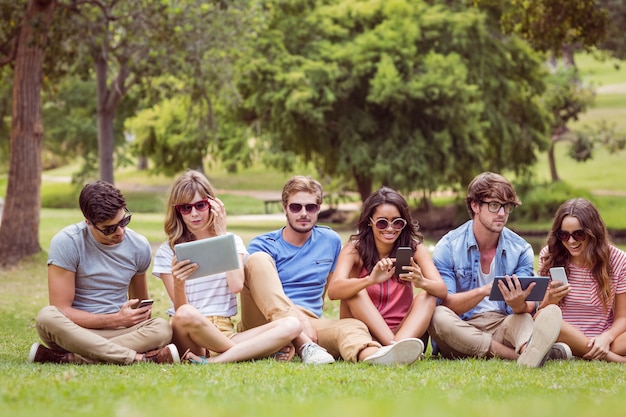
[488,276,549,302]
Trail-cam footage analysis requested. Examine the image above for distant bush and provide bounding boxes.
[514,180,594,222]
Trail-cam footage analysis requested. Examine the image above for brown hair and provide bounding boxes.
[465,172,521,218]
[539,198,612,310]
[79,181,126,224]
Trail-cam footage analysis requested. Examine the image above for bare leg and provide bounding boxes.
[559,320,626,363]
[394,292,436,342]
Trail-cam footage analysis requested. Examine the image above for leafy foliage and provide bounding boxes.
[235,0,551,200]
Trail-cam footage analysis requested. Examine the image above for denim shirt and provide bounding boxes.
[432,220,535,320]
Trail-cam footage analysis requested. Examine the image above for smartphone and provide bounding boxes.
[135,299,154,309]
[395,247,413,276]
[550,267,569,285]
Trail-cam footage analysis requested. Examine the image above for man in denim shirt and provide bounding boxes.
[428,172,568,367]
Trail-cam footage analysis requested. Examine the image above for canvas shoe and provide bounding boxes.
[299,342,335,365]
[28,342,74,364]
[517,304,562,368]
[546,342,573,361]
[363,338,424,366]
[143,344,180,364]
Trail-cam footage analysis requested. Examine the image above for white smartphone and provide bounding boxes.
[135,299,154,309]
[550,267,568,285]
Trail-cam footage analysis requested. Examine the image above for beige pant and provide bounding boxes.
[238,252,380,362]
[428,305,533,358]
[36,305,172,364]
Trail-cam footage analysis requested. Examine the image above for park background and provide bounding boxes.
[2,1,626,417]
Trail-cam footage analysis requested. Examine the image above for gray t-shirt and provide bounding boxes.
[47,221,152,314]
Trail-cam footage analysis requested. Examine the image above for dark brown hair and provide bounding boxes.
[79,181,126,225]
[351,187,423,273]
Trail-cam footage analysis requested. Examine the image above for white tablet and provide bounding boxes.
[174,233,240,280]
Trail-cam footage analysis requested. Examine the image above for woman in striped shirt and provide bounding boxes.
[538,198,626,362]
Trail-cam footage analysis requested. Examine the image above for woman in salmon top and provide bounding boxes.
[328,187,447,354]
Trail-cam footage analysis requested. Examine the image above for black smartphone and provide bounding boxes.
[395,247,413,276]
[135,299,154,309]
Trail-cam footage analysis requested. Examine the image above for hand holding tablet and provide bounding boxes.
[174,233,240,280]
[489,276,550,301]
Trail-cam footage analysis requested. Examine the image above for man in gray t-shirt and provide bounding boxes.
[28,181,178,365]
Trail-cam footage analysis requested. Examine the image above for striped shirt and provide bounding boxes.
[152,235,248,317]
[539,245,626,337]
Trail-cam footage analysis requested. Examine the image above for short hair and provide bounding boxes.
[79,181,126,225]
[465,172,521,218]
[281,176,323,206]
[164,170,217,248]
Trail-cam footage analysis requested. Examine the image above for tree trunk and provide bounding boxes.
[353,170,373,203]
[548,142,560,182]
[95,54,115,184]
[0,0,56,267]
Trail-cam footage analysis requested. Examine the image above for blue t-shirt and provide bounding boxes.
[247,225,342,317]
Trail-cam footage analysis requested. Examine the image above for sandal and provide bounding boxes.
[270,344,295,362]
[182,349,208,364]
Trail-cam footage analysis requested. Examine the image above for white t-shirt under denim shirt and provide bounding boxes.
[473,257,501,315]
[152,234,248,317]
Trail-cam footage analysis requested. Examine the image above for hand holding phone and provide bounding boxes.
[550,267,568,285]
[395,247,413,277]
[135,299,154,309]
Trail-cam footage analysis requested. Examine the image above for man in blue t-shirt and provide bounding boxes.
[239,176,423,365]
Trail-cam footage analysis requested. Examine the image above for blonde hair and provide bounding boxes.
[281,176,323,207]
[164,170,217,249]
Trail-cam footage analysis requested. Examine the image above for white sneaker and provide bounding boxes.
[363,338,424,366]
[518,304,562,368]
[299,342,335,365]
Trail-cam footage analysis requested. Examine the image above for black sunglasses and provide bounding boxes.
[288,203,319,214]
[92,209,132,236]
[175,199,211,215]
[556,229,587,242]
[370,217,408,231]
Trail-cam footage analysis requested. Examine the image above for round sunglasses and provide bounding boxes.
[175,199,211,215]
[370,217,407,231]
[556,229,587,242]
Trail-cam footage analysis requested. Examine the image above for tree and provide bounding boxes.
[234,0,550,201]
[475,0,608,66]
[0,0,56,267]
[541,65,595,182]
[126,1,265,177]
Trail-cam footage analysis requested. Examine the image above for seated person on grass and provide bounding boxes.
[29,181,177,365]
[239,175,424,366]
[328,186,447,356]
[427,172,568,367]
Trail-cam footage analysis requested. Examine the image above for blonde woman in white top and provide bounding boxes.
[153,170,301,363]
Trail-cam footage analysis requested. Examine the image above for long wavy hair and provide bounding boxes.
[350,187,423,274]
[164,170,217,249]
[539,198,612,310]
